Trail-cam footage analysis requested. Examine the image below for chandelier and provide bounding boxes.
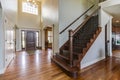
[26,0,40,5]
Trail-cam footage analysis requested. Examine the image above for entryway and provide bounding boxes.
[21,30,39,51]
[44,27,53,49]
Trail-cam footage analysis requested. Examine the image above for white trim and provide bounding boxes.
[0,68,6,74]
[20,28,40,32]
[0,53,15,74]
[81,57,105,69]
[109,52,112,56]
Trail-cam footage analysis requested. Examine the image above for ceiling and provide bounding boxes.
[103,4,120,27]
[104,4,120,18]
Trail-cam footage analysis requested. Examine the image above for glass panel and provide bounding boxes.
[36,32,39,47]
[22,2,38,15]
[21,31,26,48]
[48,31,52,43]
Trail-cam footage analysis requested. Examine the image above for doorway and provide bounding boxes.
[105,24,109,58]
[112,25,120,58]
[26,31,36,50]
[44,27,53,49]
[21,30,39,50]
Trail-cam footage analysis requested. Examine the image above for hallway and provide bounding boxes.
[1,50,120,80]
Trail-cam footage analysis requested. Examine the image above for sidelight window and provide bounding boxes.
[21,31,26,49]
[36,32,39,47]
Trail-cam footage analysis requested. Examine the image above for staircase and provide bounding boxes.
[51,7,102,78]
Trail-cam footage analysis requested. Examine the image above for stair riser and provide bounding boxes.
[56,54,70,64]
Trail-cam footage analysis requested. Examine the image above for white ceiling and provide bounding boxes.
[103,4,120,26]
[104,4,120,18]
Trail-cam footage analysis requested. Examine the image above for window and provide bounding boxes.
[22,2,38,15]
[48,31,52,43]
[21,31,26,48]
[36,32,39,47]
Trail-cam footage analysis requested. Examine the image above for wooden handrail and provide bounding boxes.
[72,7,100,36]
[59,5,95,34]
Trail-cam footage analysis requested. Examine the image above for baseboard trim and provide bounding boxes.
[0,54,15,75]
[81,57,105,69]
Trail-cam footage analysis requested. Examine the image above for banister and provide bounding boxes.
[72,7,100,36]
[69,29,74,67]
[59,5,95,34]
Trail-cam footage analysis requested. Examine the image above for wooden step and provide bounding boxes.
[56,53,70,60]
[51,56,79,78]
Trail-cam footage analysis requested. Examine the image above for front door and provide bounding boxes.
[26,31,36,50]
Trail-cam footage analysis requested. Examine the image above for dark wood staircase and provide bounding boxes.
[51,7,101,78]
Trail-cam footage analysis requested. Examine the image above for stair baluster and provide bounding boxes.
[69,30,73,67]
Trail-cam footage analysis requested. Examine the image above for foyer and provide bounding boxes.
[0,0,120,79]
[0,50,120,80]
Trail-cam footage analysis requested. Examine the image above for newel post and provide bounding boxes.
[69,29,73,67]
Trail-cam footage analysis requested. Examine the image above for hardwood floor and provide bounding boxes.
[1,49,120,80]
[113,50,120,58]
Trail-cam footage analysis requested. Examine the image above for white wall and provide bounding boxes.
[81,8,113,69]
[0,0,18,74]
[1,0,18,24]
[59,0,99,48]
[42,0,59,53]
[4,17,15,69]
[0,4,5,74]
[18,0,41,29]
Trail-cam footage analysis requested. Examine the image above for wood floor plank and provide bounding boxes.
[1,49,120,80]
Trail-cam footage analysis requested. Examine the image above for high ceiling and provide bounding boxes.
[104,4,120,18]
[103,4,120,27]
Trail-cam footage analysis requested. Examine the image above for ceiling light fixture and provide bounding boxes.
[26,0,40,6]
[116,20,120,23]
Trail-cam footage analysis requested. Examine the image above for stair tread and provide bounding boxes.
[57,53,70,60]
[73,52,83,55]
[52,56,79,72]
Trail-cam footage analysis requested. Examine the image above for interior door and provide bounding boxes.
[105,24,108,58]
[26,31,36,50]
[5,27,15,67]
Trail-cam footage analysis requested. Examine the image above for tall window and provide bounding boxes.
[48,31,52,43]
[22,2,38,15]
[36,32,39,47]
[21,31,26,49]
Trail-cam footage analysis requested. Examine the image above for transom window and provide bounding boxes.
[22,2,38,15]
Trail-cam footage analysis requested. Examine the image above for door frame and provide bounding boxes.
[44,26,52,49]
[105,24,109,58]
[20,29,40,50]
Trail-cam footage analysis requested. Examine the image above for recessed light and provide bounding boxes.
[116,20,119,23]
